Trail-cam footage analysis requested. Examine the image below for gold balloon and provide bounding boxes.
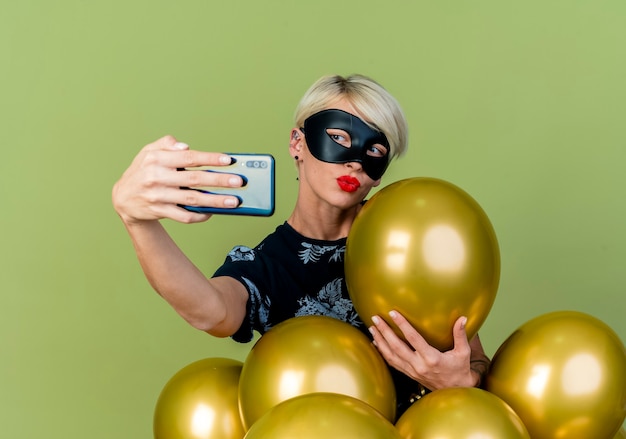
[154,357,245,439]
[485,311,626,439]
[238,315,396,430]
[395,387,530,439]
[345,177,500,351]
[243,393,403,439]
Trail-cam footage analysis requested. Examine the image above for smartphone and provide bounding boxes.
[179,153,275,216]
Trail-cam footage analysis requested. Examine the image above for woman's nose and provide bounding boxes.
[344,161,363,171]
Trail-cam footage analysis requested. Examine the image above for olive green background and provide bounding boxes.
[1,1,624,437]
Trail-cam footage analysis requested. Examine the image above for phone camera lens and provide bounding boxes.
[245,159,268,168]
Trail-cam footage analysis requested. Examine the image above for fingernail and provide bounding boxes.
[368,326,375,335]
[389,310,398,319]
[224,197,239,207]
[220,155,234,165]
[228,176,242,186]
[371,316,380,325]
[173,142,188,150]
[461,317,467,329]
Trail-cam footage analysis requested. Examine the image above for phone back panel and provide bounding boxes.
[181,153,275,216]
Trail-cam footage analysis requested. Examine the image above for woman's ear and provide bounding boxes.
[289,128,304,159]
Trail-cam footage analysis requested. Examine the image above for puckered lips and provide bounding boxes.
[337,175,361,193]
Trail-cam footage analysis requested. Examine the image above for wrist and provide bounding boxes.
[469,361,489,388]
[469,368,482,387]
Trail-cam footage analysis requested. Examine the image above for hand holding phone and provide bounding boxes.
[179,153,275,216]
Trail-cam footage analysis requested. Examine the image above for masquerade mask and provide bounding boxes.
[302,109,390,180]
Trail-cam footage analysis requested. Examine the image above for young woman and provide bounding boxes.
[112,74,490,417]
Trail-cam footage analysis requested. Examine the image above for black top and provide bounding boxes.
[213,221,421,418]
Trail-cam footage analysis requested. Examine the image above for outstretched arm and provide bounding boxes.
[112,136,248,337]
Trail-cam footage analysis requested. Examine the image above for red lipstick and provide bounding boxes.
[337,175,361,193]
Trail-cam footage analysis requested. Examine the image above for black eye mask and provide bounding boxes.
[301,109,390,180]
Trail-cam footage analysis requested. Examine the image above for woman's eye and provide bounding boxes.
[326,129,351,147]
[367,144,388,158]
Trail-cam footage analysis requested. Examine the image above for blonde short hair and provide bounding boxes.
[294,74,409,160]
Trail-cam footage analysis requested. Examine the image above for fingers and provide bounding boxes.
[369,314,418,371]
[369,311,478,390]
[179,189,242,210]
[452,316,472,357]
[170,141,189,151]
[453,316,467,340]
[113,136,245,223]
[141,199,213,224]
[141,135,233,169]
[371,312,469,355]
[150,186,241,209]
[138,136,245,190]
[387,310,432,353]
[144,135,184,151]
[172,167,244,189]
[369,315,394,349]
[140,169,243,216]
[143,147,234,171]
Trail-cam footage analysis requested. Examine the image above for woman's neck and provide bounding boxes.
[287,201,360,241]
